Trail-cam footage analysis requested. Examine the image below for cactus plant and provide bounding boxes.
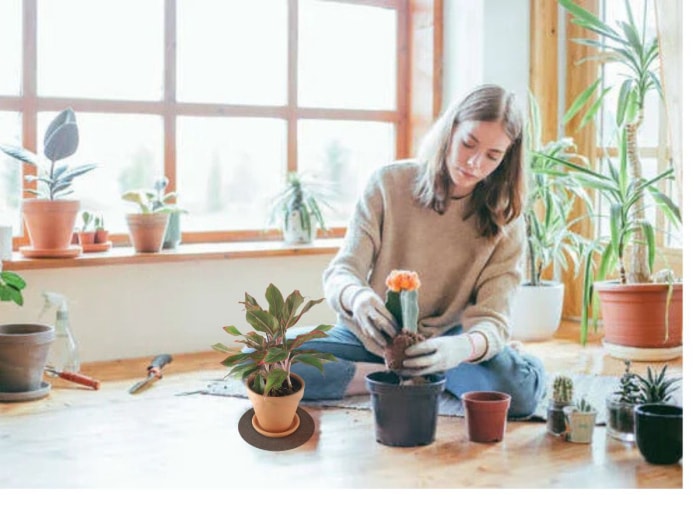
[547,374,574,436]
[0,108,97,200]
[573,397,593,413]
[383,270,426,371]
[552,375,574,404]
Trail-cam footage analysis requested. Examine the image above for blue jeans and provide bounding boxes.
[289,324,546,419]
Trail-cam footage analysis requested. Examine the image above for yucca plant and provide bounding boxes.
[636,364,680,404]
[0,108,97,200]
[212,283,336,397]
[524,93,592,286]
[559,0,665,283]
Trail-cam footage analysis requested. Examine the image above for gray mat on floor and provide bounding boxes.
[189,372,684,425]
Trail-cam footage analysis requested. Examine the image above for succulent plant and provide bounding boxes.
[636,364,680,404]
[574,397,593,413]
[122,176,184,214]
[613,359,643,404]
[383,270,425,371]
[552,375,573,404]
[0,108,97,200]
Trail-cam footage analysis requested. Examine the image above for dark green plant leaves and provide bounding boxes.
[0,270,26,306]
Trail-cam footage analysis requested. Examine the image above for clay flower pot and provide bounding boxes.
[0,323,54,395]
[22,199,80,250]
[462,391,511,443]
[245,372,305,437]
[126,213,170,253]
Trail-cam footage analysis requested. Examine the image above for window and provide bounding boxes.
[0,0,407,244]
[595,0,682,253]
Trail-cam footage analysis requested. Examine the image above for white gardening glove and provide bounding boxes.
[350,288,398,356]
[400,335,475,376]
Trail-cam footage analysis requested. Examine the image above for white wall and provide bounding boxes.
[1,254,337,363]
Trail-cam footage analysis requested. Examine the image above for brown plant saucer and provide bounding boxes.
[238,407,314,451]
[20,245,82,259]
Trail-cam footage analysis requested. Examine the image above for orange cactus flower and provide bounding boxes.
[386,270,421,292]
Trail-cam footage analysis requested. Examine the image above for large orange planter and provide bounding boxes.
[595,281,683,361]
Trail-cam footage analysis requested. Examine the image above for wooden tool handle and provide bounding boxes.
[58,371,101,390]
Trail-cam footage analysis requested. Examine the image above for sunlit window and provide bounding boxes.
[0,0,405,244]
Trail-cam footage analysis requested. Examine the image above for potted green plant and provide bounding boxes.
[77,210,96,247]
[94,213,110,245]
[0,266,54,401]
[546,374,574,437]
[122,176,182,253]
[212,283,336,437]
[558,0,683,360]
[267,172,333,245]
[511,94,591,340]
[564,396,597,444]
[365,270,446,447]
[606,361,681,443]
[0,108,97,258]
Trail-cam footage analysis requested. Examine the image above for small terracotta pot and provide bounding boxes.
[95,229,109,244]
[0,323,55,393]
[78,231,96,246]
[245,373,304,434]
[126,213,170,253]
[462,391,511,443]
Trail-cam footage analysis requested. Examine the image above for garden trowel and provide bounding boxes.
[128,354,173,394]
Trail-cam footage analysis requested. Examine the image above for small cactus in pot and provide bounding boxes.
[383,270,426,371]
[547,374,574,436]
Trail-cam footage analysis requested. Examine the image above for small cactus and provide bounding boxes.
[383,270,425,370]
[552,375,573,404]
[574,397,593,412]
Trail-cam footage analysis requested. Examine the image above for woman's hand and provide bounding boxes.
[350,288,398,355]
[400,335,477,376]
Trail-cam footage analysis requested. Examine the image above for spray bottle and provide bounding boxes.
[40,292,80,373]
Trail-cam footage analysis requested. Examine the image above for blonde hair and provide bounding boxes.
[415,84,525,238]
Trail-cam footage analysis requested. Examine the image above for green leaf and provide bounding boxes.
[0,271,27,290]
[263,368,289,396]
[211,342,239,354]
[222,324,244,337]
[265,283,285,323]
[286,297,325,328]
[0,143,39,167]
[263,346,290,364]
[246,308,279,336]
[288,324,332,349]
[220,352,254,367]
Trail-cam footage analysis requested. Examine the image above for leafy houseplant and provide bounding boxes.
[511,94,591,340]
[267,172,333,245]
[0,108,97,256]
[0,265,26,307]
[212,283,335,435]
[122,177,183,253]
[546,374,574,436]
[558,0,683,357]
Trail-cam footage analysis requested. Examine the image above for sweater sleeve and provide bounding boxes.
[323,170,385,318]
[462,216,525,362]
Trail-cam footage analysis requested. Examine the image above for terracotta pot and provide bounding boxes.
[78,231,96,246]
[95,229,109,244]
[365,371,446,447]
[462,391,511,443]
[126,213,170,253]
[245,372,304,434]
[595,281,682,361]
[21,199,80,250]
[0,323,54,393]
[635,403,682,465]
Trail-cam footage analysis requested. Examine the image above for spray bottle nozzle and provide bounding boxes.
[39,291,68,321]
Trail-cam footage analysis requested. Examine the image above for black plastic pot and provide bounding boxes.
[635,403,682,465]
[365,371,446,447]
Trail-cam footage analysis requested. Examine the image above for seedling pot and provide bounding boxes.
[462,391,511,443]
[635,403,682,464]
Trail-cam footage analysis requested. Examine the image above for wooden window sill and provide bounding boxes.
[1,238,343,271]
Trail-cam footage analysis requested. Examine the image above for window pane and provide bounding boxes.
[38,112,164,234]
[298,0,396,110]
[177,117,286,231]
[0,112,22,233]
[37,0,163,100]
[298,120,395,224]
[177,0,287,105]
[0,0,21,96]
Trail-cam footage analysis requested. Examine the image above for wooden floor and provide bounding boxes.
[0,321,685,494]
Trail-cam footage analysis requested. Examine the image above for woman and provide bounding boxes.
[292,84,545,418]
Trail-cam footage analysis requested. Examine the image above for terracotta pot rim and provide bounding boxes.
[461,390,511,403]
[594,281,683,292]
[246,371,305,397]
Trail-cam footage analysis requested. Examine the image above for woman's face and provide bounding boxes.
[446,120,512,197]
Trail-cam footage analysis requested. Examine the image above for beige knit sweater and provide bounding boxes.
[322,160,525,362]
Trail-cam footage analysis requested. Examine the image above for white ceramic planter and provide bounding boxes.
[510,281,564,340]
